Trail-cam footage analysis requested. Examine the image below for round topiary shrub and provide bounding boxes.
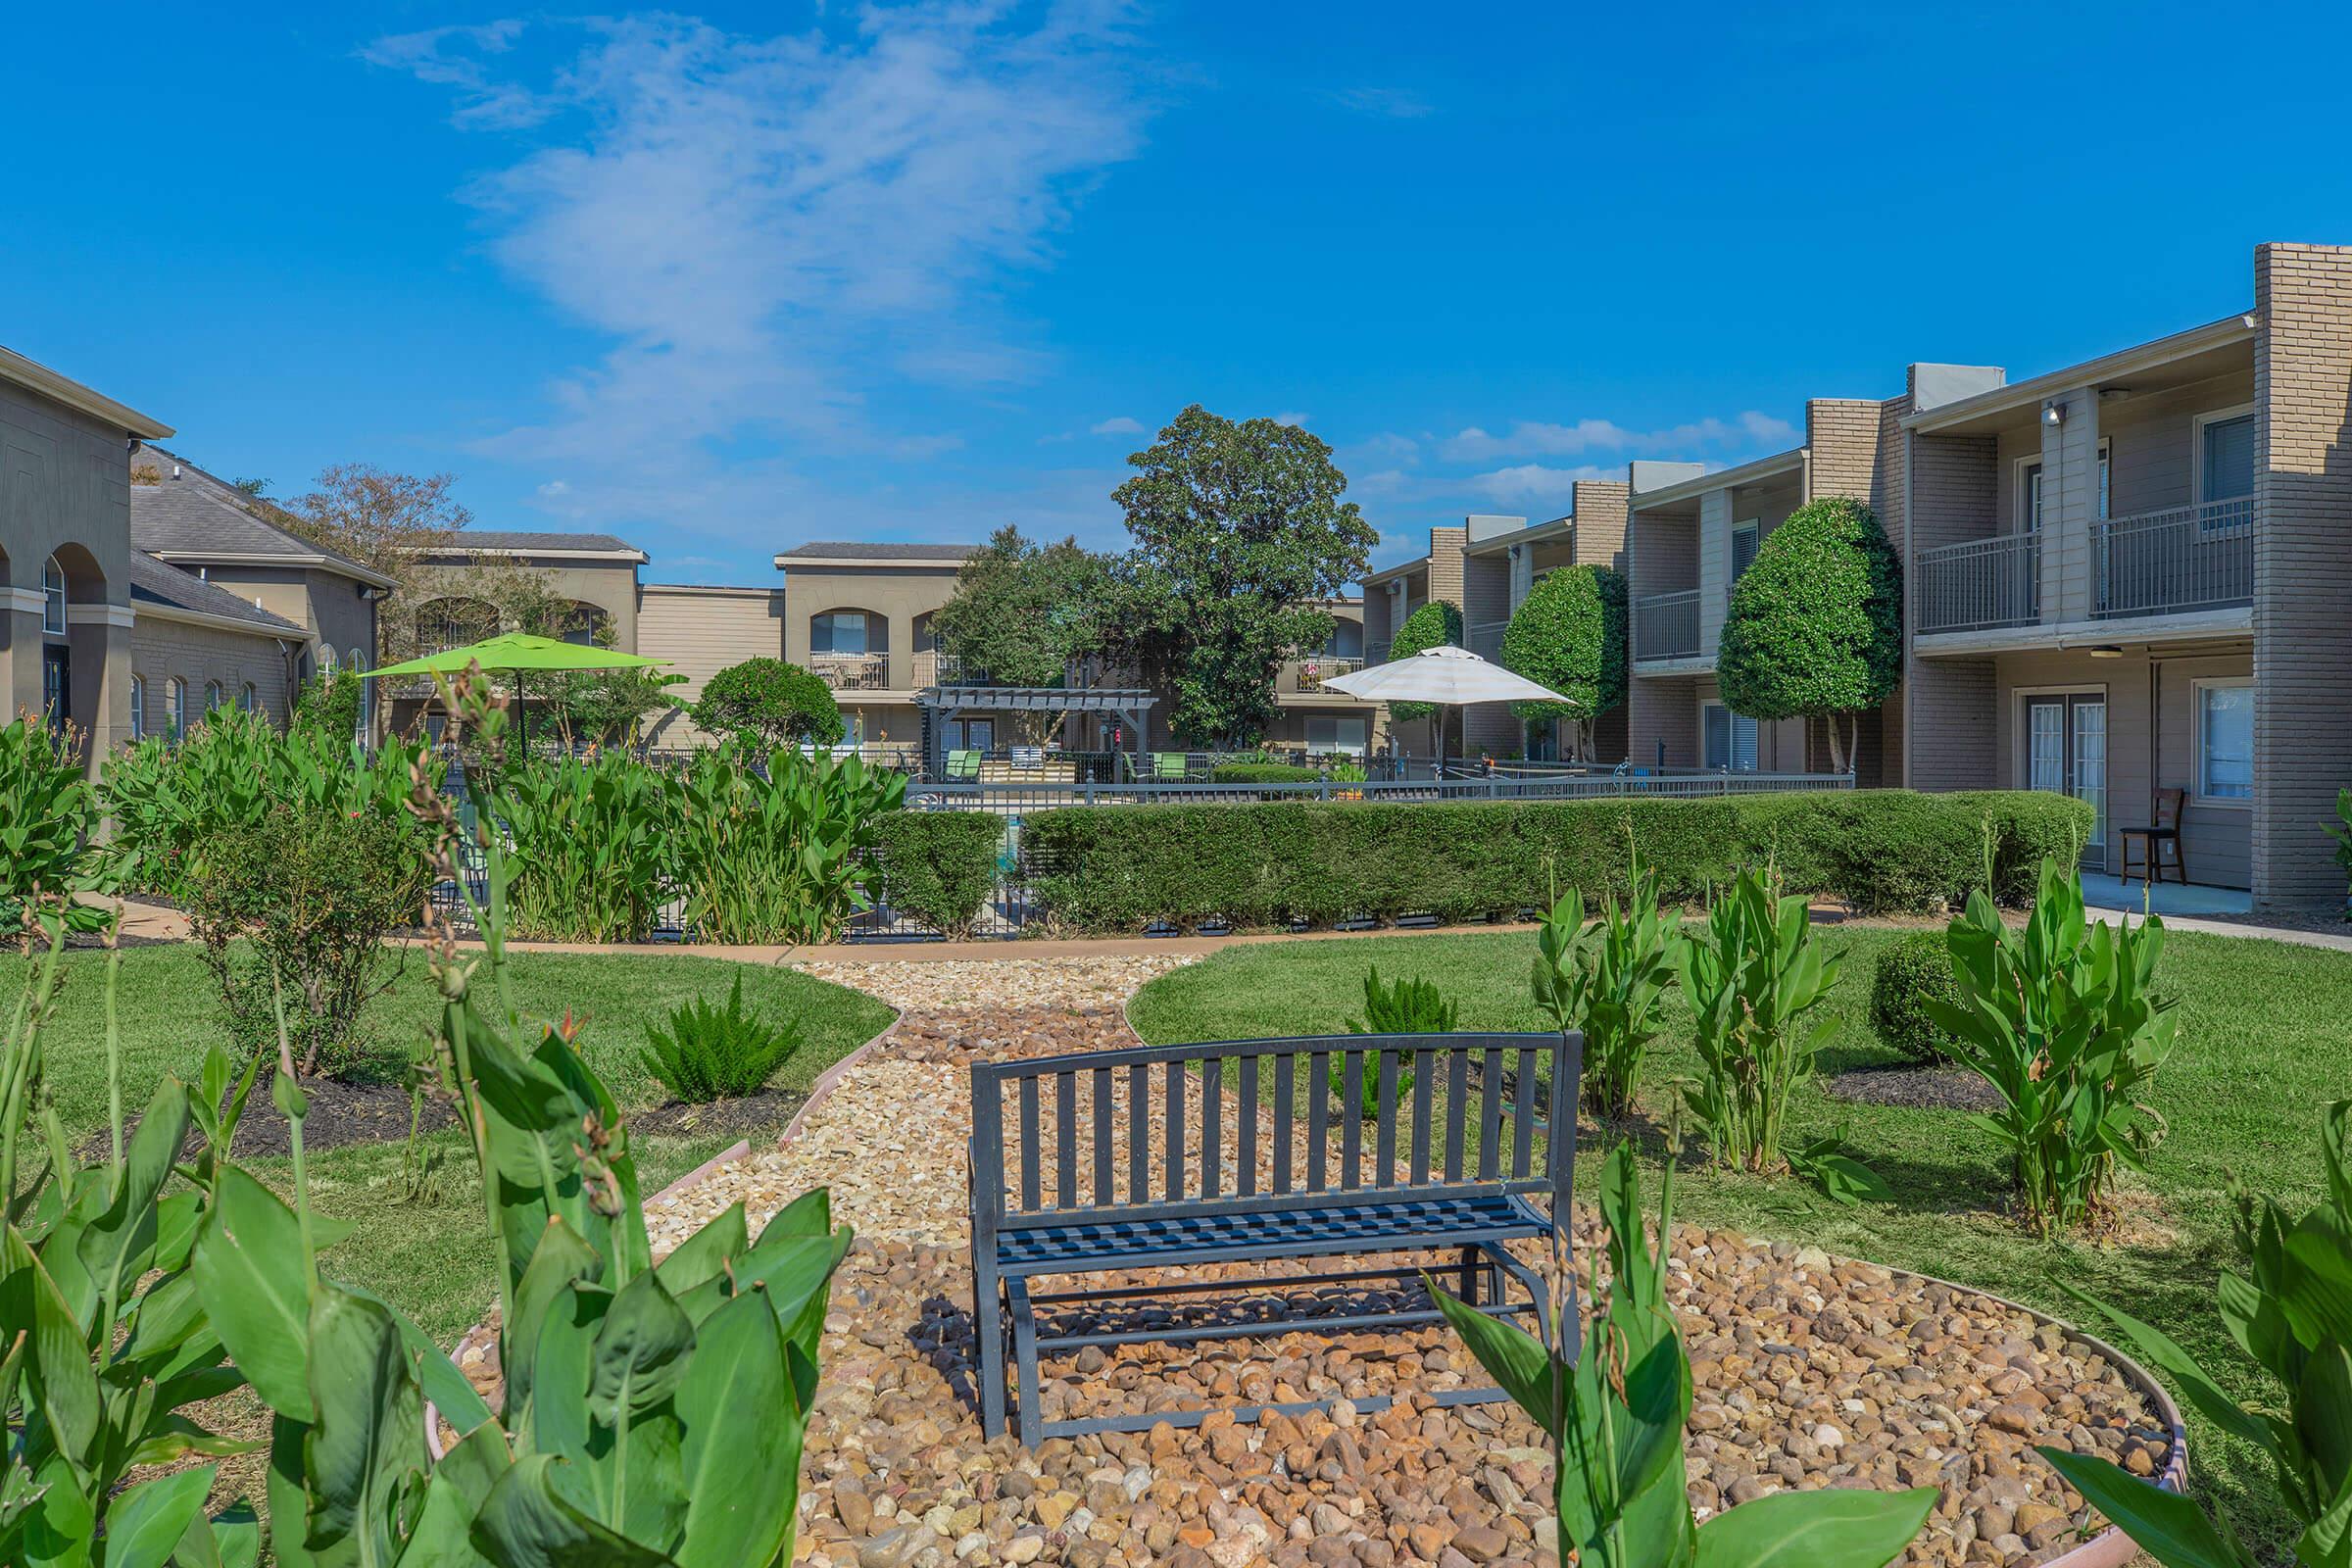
[1385,601,1463,723]
[1869,929,1963,1063]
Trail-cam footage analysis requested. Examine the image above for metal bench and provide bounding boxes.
[969,1031,1580,1441]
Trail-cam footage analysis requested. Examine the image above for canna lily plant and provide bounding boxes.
[1530,858,1683,1122]
[0,909,271,1567]
[1432,1139,1936,1568]
[188,668,850,1566]
[2034,1100,2352,1568]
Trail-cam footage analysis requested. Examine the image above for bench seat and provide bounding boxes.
[995,1191,1548,1275]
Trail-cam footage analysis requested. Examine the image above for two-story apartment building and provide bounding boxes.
[1901,242,2352,906]
[1363,478,1634,760]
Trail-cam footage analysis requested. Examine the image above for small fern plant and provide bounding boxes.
[641,973,806,1102]
[1334,965,1452,1117]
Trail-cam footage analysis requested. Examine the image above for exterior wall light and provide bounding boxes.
[2088,645,2125,659]
[2042,400,2067,426]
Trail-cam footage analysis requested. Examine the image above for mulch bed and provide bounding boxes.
[632,1088,808,1142]
[1826,1065,2003,1114]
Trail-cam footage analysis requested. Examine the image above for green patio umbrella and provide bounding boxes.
[364,632,669,745]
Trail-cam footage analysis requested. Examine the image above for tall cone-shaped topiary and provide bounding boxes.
[1715,497,1900,775]
[1500,566,1626,760]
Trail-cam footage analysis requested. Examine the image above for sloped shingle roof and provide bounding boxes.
[127,553,304,634]
[129,448,388,585]
[456,530,645,555]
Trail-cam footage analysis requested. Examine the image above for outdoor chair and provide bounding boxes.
[944,750,982,782]
[969,1030,1581,1442]
[2120,787,2188,886]
[1150,752,1191,783]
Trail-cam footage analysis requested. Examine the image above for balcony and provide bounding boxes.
[809,653,891,691]
[1279,657,1361,696]
[1634,589,1701,662]
[2095,499,2252,620]
[1915,533,2040,635]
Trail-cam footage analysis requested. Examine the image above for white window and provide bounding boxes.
[351,647,372,735]
[42,556,67,635]
[1731,520,1760,580]
[238,682,258,713]
[1702,702,1757,770]
[166,678,186,741]
[318,645,338,677]
[2194,406,2257,533]
[809,611,871,656]
[204,680,224,711]
[2195,679,2253,804]
[129,675,145,742]
[1305,714,1370,757]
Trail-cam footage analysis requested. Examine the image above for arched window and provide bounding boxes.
[561,602,609,647]
[350,647,372,735]
[42,557,66,636]
[809,610,887,656]
[415,597,499,657]
[129,674,146,742]
[166,678,186,742]
[204,680,224,712]
[318,644,338,678]
[239,682,257,713]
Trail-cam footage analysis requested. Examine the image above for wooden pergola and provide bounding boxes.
[915,684,1157,779]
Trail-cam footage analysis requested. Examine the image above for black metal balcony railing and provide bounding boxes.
[1914,532,2040,634]
[2095,499,2253,620]
[1634,589,1701,661]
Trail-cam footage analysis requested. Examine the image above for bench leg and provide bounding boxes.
[1008,1277,1045,1444]
[1457,1247,1481,1307]
[1485,1245,1558,1355]
[976,1261,1008,1439]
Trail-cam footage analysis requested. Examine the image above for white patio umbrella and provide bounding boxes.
[1318,644,1575,766]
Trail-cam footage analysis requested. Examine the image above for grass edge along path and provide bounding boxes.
[1126,924,2352,1561]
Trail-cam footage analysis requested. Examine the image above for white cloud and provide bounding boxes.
[1089,416,1146,436]
[1320,86,1432,119]
[1439,410,1797,464]
[1466,464,1614,505]
[1270,411,1310,427]
[370,5,1147,534]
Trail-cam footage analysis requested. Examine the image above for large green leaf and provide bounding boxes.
[675,1294,799,1568]
[467,1455,677,1568]
[2060,1285,2279,1456]
[1693,1485,1937,1568]
[11,1233,101,1472]
[332,1284,497,1440]
[504,1217,600,1419]
[1427,1285,1558,1435]
[2037,1448,2247,1568]
[588,1272,695,1429]
[299,1285,423,1563]
[525,1282,607,1464]
[77,1079,190,1313]
[98,1465,215,1568]
[188,1170,313,1421]
[652,1205,745,1298]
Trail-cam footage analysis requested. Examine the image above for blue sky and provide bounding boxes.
[7,1,2349,584]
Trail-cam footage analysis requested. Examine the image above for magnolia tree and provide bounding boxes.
[1715,497,1901,775]
[1500,566,1626,760]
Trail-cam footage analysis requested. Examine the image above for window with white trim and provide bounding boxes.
[166,679,186,742]
[1305,714,1369,757]
[42,557,67,635]
[129,675,145,742]
[239,682,258,714]
[2194,679,2253,803]
[204,680,224,712]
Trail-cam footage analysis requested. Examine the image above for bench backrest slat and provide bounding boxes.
[1093,1066,1114,1207]
[974,1032,1579,1231]
[1055,1071,1078,1209]
[1201,1059,1223,1200]
[1237,1055,1260,1198]
[1272,1054,1295,1193]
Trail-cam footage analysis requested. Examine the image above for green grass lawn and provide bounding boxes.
[1130,923,2351,1556]
[5,941,895,1341]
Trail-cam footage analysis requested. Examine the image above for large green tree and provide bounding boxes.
[1383,600,1462,724]
[1102,407,1377,748]
[930,525,1109,688]
[1715,497,1901,775]
[1499,566,1626,760]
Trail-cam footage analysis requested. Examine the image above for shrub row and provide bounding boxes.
[1018,789,2093,934]
[1207,762,1326,784]
[867,810,1006,938]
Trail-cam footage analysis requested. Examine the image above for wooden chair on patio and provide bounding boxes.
[2120,788,2188,887]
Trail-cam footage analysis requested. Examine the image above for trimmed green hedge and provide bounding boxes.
[1018,789,2093,934]
[867,810,1004,938]
[1208,763,1326,784]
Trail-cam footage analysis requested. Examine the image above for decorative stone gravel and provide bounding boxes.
[554,955,2175,1568]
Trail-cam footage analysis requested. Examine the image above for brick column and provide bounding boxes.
[2253,243,2352,908]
